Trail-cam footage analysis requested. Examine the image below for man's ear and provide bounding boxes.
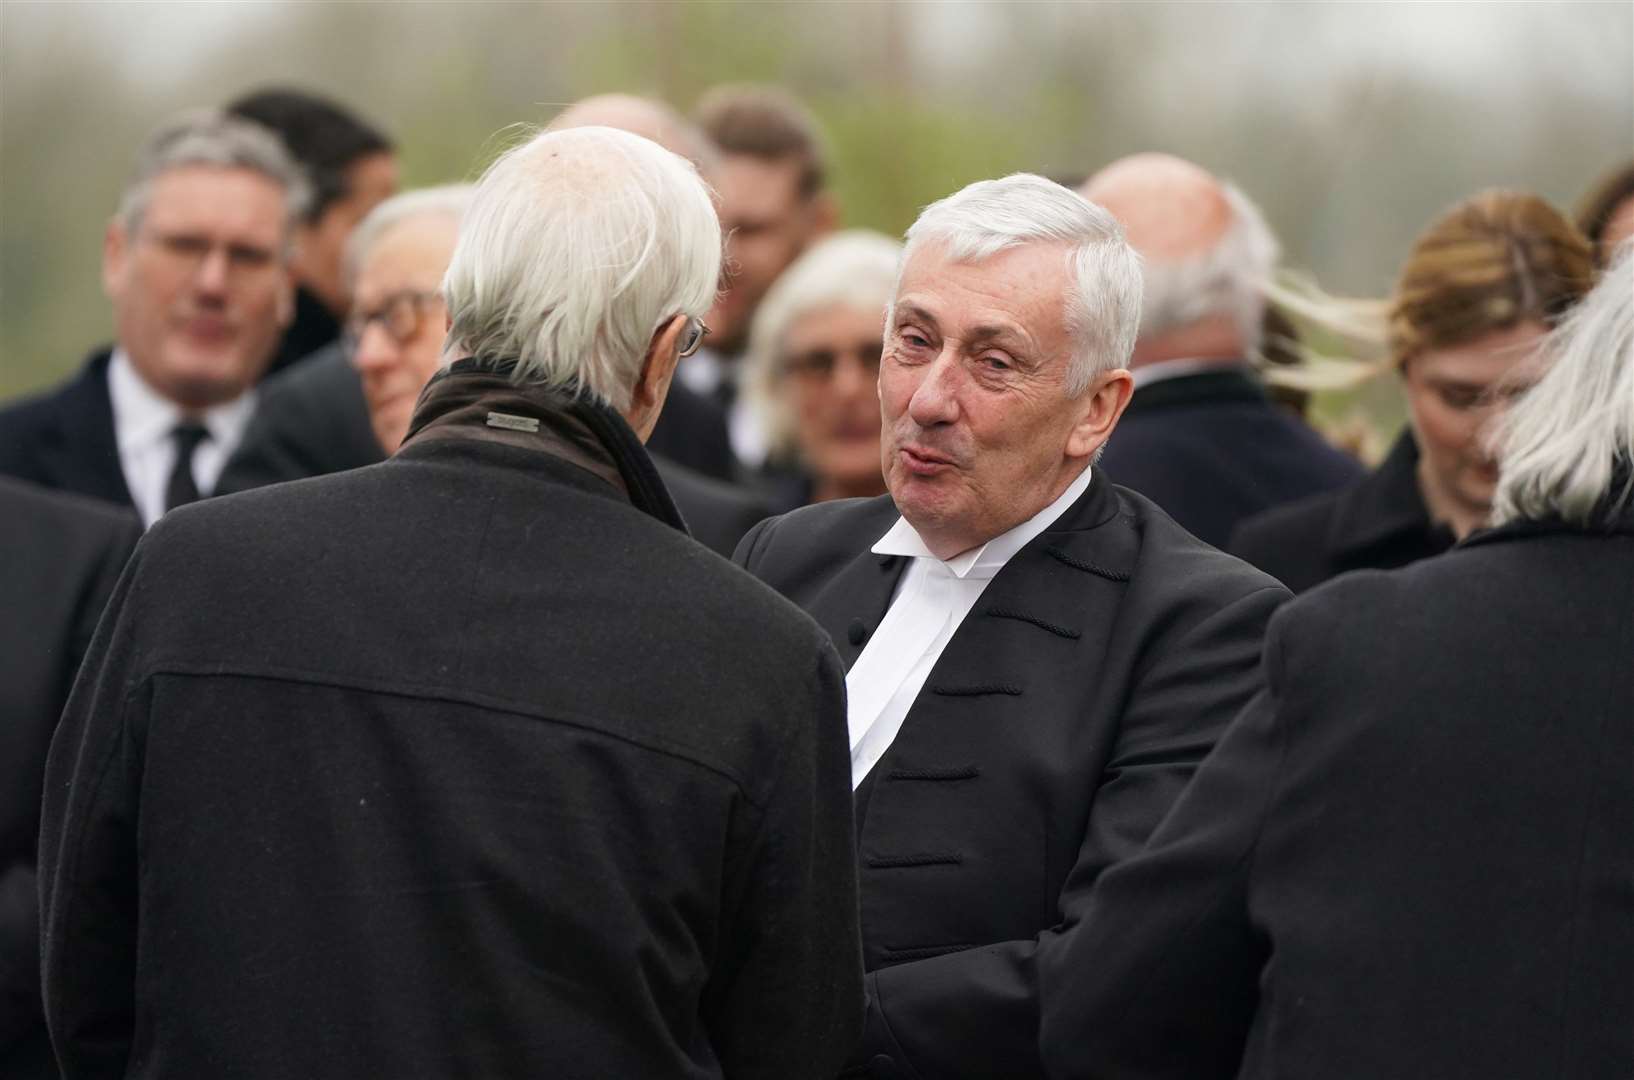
[101,218,128,301]
[805,190,839,239]
[274,266,295,330]
[1065,368,1135,460]
[627,314,688,443]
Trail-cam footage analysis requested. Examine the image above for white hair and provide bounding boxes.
[117,108,311,247]
[896,173,1142,395]
[441,126,722,410]
[344,184,473,290]
[744,229,903,462]
[1138,181,1280,355]
[1491,244,1634,528]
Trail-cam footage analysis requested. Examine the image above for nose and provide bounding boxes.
[350,322,398,375]
[906,347,961,427]
[193,246,231,297]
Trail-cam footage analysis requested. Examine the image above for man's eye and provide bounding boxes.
[228,245,274,268]
[162,235,210,257]
[982,356,1012,372]
[899,330,930,348]
[1439,389,1483,410]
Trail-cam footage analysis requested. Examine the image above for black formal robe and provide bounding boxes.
[733,473,1286,1078]
[0,478,138,1080]
[1228,429,1456,593]
[40,361,862,1079]
[0,350,133,512]
[1096,367,1362,549]
[1040,505,1634,1080]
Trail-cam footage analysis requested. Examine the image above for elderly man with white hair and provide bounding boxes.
[1081,153,1361,548]
[1040,246,1634,1080]
[734,173,1286,1078]
[39,125,861,1079]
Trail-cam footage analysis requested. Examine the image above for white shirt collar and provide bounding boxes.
[871,464,1094,580]
[108,347,257,453]
[1131,356,1254,389]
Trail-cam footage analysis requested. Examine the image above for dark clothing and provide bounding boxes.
[1040,506,1634,1080]
[0,350,133,512]
[1097,367,1363,549]
[733,476,1286,1078]
[1228,429,1456,592]
[216,343,383,494]
[39,361,862,1079]
[0,479,138,1079]
[218,349,770,558]
[647,380,738,483]
[263,285,340,379]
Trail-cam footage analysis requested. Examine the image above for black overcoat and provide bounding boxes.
[734,473,1286,1078]
[38,374,862,1079]
[1041,507,1634,1080]
[0,350,133,512]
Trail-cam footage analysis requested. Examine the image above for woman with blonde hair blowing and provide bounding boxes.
[1231,190,1595,592]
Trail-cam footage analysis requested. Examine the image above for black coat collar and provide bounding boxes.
[34,348,132,508]
[1124,365,1266,415]
[1327,430,1453,561]
[396,358,686,533]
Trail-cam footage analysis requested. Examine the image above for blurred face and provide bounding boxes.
[294,151,400,317]
[707,155,829,355]
[779,303,886,499]
[881,242,1125,559]
[348,214,459,453]
[1402,320,1548,532]
[102,164,293,409]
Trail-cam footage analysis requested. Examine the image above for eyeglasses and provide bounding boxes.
[783,341,884,383]
[678,317,711,359]
[343,290,442,353]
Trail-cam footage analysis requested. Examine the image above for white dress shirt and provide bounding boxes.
[676,347,769,467]
[108,349,256,527]
[844,464,1095,788]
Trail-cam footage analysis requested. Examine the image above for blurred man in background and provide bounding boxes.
[0,110,308,527]
[40,125,861,1080]
[667,84,837,470]
[1083,153,1361,548]
[227,86,398,375]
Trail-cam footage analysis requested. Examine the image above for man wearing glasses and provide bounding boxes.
[0,110,308,527]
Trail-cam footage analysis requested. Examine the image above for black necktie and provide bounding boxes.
[165,421,210,512]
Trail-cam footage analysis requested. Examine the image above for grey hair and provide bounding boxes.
[116,109,311,246]
[344,184,474,290]
[896,173,1143,395]
[441,126,722,411]
[744,230,903,462]
[1139,181,1280,355]
[1491,244,1633,528]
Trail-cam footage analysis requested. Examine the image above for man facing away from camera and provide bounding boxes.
[39,126,861,1080]
[734,174,1286,1078]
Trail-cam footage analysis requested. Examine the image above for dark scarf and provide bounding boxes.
[398,357,686,532]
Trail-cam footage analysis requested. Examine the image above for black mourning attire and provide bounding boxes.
[262,284,340,379]
[39,359,862,1079]
[1040,502,1634,1080]
[733,476,1286,1077]
[1229,429,1456,592]
[0,478,138,1080]
[0,350,133,510]
[1096,366,1363,548]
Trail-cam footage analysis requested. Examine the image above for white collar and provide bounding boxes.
[108,348,257,452]
[871,464,1093,581]
[1131,356,1253,390]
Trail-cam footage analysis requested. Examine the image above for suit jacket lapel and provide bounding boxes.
[38,350,133,508]
[803,549,908,671]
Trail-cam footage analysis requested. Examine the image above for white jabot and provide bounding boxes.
[676,347,769,467]
[844,464,1094,788]
[108,349,256,527]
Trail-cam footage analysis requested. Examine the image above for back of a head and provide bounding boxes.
[546,94,719,181]
[441,126,722,411]
[1082,153,1278,352]
[227,87,393,223]
[1390,190,1594,370]
[694,84,827,198]
[1493,244,1632,528]
[903,173,1142,394]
